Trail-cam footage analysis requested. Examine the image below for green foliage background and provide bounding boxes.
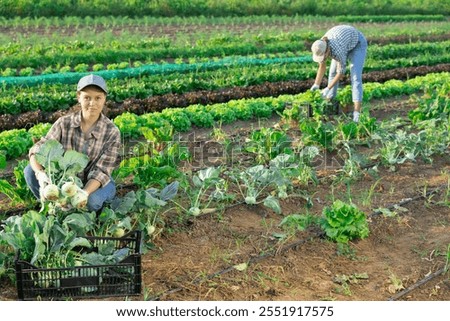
[0,0,449,17]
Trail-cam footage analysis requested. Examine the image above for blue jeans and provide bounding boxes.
[328,32,368,102]
[24,164,116,212]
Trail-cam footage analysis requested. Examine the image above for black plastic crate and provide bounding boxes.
[15,230,142,301]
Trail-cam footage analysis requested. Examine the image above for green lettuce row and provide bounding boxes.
[114,72,450,136]
[1,52,449,115]
[1,72,448,163]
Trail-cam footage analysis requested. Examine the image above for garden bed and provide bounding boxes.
[1,95,448,301]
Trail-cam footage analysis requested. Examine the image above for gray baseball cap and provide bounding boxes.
[77,74,108,93]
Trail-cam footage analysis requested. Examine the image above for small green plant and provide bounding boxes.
[361,178,383,207]
[279,213,318,236]
[1,67,16,77]
[244,127,293,164]
[299,119,337,152]
[59,66,72,73]
[387,273,405,293]
[107,181,179,245]
[320,200,369,244]
[172,167,227,217]
[92,63,104,71]
[19,67,34,76]
[0,160,36,207]
[107,63,119,70]
[230,165,288,214]
[74,63,89,73]
[333,272,368,296]
[118,62,129,69]
[41,66,56,75]
[336,143,366,182]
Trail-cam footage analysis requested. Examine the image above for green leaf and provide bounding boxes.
[160,181,179,201]
[142,190,166,207]
[30,233,45,265]
[58,149,89,176]
[97,207,118,223]
[67,237,92,251]
[35,139,64,168]
[263,195,282,214]
[198,167,220,181]
[110,191,137,215]
[0,152,6,169]
[49,224,68,253]
[63,213,95,235]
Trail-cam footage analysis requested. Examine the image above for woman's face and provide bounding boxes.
[77,87,106,121]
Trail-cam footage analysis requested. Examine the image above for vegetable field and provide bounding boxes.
[0,13,449,301]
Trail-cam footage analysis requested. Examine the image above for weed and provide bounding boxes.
[387,273,405,293]
[336,243,357,260]
[209,246,232,265]
[437,173,450,207]
[361,178,383,207]
[334,282,352,296]
[143,286,156,301]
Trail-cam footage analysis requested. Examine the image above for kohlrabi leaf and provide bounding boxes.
[198,167,220,181]
[49,224,69,253]
[67,237,92,251]
[97,207,118,222]
[110,191,137,216]
[35,139,64,168]
[58,150,89,176]
[63,213,96,235]
[263,195,282,214]
[140,190,166,207]
[30,233,46,265]
[160,181,179,201]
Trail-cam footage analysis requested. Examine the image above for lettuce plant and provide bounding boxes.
[320,200,369,244]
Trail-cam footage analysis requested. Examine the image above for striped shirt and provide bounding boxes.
[324,25,360,74]
[30,111,121,187]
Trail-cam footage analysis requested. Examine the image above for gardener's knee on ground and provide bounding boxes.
[24,164,41,199]
[87,194,105,212]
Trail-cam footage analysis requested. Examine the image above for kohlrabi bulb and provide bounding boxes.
[43,184,60,201]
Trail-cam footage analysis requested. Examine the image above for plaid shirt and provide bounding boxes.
[324,25,360,74]
[30,111,121,187]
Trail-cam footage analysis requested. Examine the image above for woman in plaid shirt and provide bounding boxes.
[310,25,368,122]
[25,74,122,212]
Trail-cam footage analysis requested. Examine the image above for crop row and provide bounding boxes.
[1,52,449,116]
[1,32,449,73]
[1,72,448,168]
[3,0,449,17]
[0,15,446,29]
